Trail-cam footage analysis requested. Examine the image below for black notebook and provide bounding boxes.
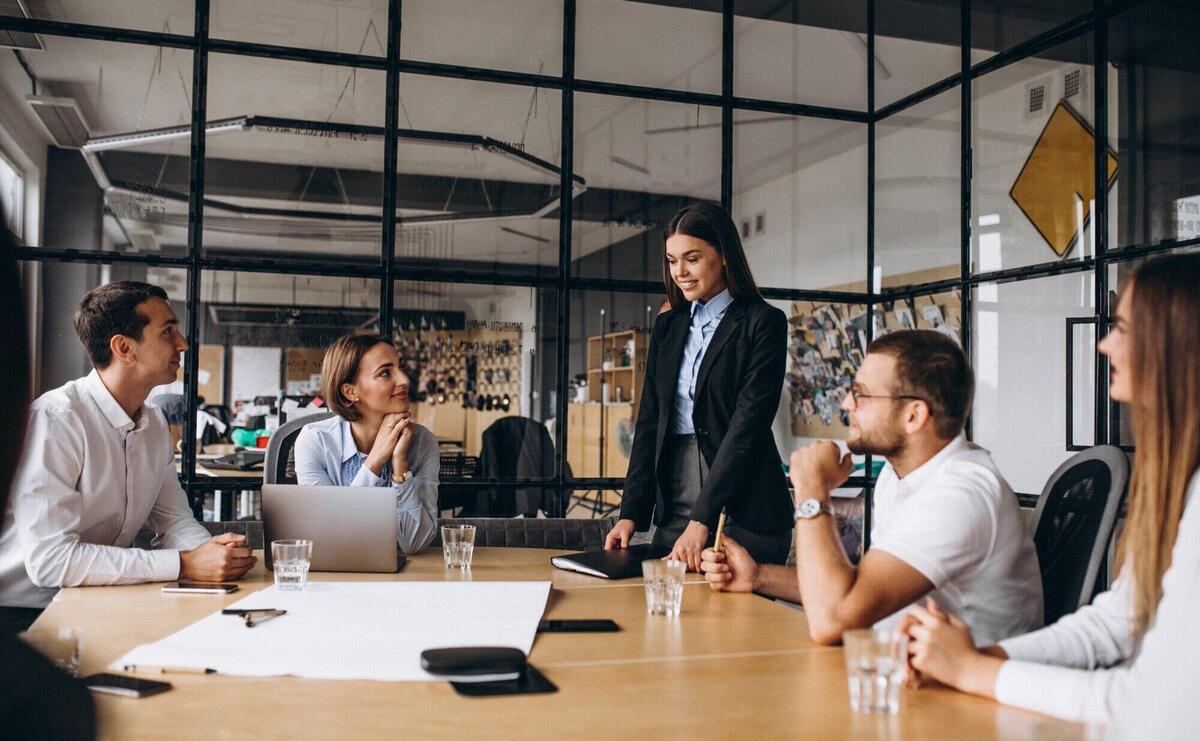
[550,544,671,580]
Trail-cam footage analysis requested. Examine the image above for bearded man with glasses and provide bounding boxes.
[701,329,1043,646]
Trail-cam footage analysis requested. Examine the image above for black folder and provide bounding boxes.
[550,544,671,580]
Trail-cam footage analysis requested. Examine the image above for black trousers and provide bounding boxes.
[651,434,791,565]
[0,606,43,635]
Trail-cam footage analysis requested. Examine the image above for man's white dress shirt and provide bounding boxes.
[0,371,211,609]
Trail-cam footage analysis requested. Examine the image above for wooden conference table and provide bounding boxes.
[30,548,1087,740]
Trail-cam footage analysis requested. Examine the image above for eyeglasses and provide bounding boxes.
[848,389,927,408]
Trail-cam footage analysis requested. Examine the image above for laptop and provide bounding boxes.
[261,484,406,573]
[203,449,266,471]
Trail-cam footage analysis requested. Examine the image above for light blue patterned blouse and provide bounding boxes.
[292,414,438,553]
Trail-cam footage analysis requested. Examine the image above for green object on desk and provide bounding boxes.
[781,459,885,477]
[231,428,265,447]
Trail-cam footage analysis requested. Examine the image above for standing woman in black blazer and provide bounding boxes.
[604,203,793,569]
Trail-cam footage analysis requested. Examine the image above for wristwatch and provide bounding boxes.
[793,498,835,521]
[391,469,414,485]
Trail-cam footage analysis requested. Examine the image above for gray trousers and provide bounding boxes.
[651,434,791,565]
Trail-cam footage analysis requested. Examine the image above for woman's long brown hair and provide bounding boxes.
[1115,252,1200,632]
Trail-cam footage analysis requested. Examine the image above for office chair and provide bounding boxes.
[264,412,334,485]
[466,416,566,517]
[431,517,617,551]
[1030,445,1129,625]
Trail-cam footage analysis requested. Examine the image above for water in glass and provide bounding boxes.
[274,559,310,590]
[847,655,904,713]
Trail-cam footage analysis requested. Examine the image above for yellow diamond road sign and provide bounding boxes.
[1009,101,1118,258]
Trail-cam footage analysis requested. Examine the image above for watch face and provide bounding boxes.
[798,499,820,518]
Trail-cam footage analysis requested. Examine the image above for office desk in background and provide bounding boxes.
[30,549,1088,740]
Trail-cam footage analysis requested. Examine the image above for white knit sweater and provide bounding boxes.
[993,471,1200,738]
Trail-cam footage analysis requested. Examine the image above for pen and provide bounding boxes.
[124,665,215,675]
[713,509,728,553]
[245,609,286,627]
[222,608,279,615]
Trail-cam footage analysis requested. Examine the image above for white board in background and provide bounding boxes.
[111,581,552,682]
[230,346,282,403]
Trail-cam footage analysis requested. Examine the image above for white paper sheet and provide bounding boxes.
[112,581,551,681]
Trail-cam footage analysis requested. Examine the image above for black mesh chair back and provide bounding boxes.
[1030,445,1129,625]
[264,412,334,485]
[431,517,616,551]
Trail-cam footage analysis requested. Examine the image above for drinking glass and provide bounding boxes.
[641,559,685,616]
[842,627,908,714]
[272,539,313,590]
[441,525,476,569]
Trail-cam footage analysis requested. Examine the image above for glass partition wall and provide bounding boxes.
[4,1,1189,525]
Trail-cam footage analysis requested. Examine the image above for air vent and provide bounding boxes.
[26,95,90,148]
[128,231,161,253]
[1028,84,1045,114]
[0,0,43,50]
[1064,69,1082,99]
[1024,77,1053,120]
[208,304,377,330]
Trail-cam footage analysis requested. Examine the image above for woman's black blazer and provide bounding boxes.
[620,298,793,534]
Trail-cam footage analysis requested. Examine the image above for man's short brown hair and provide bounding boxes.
[74,281,169,369]
[321,333,392,422]
[867,329,974,439]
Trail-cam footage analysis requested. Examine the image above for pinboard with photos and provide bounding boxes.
[787,290,961,439]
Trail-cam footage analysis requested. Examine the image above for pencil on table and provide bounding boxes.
[713,510,728,553]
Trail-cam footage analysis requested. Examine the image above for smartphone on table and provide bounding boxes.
[84,673,173,698]
[537,619,619,632]
[161,582,239,594]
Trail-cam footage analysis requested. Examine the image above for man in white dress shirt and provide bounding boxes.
[700,329,1043,646]
[0,282,255,632]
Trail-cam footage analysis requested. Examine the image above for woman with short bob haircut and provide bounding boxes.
[293,332,438,553]
[902,252,1200,736]
[605,202,794,568]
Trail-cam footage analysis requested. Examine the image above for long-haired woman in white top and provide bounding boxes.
[900,252,1200,736]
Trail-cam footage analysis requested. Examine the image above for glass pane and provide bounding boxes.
[211,0,388,56]
[202,53,386,264]
[393,280,558,484]
[971,34,1099,273]
[971,1,1091,61]
[875,87,961,289]
[874,0,961,108]
[568,288,664,479]
[733,112,868,291]
[12,37,192,255]
[971,271,1095,495]
[394,74,561,278]
[23,261,188,396]
[572,93,721,281]
[733,0,867,110]
[400,0,562,75]
[1109,1,1200,249]
[576,0,721,94]
[2,1,193,35]
[197,268,380,469]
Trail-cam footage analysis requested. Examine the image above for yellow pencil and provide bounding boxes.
[713,510,728,553]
